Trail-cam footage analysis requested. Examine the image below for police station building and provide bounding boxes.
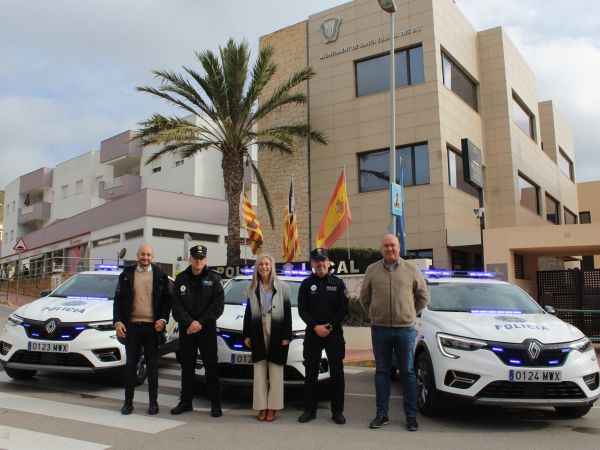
[257,0,579,275]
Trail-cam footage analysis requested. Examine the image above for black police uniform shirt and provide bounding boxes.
[171,265,225,328]
[298,272,349,332]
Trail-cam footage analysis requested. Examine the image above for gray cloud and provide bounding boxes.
[1,0,598,189]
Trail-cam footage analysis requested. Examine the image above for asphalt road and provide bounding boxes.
[1,304,599,450]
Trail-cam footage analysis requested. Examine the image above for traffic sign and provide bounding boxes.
[13,236,28,252]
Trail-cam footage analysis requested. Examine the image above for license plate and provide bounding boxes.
[27,341,69,353]
[508,369,561,382]
[230,353,252,364]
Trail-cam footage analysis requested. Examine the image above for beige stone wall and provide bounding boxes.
[577,181,600,267]
[257,22,310,261]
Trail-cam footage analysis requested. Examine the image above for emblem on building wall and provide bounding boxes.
[320,16,342,43]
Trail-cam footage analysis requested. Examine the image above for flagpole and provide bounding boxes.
[343,166,351,260]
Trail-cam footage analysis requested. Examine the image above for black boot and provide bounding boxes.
[170,401,193,415]
[210,400,222,417]
[121,401,134,415]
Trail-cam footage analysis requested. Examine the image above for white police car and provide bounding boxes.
[415,270,599,418]
[195,272,330,385]
[0,267,178,385]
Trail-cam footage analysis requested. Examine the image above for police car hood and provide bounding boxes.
[423,310,584,344]
[14,296,113,323]
[218,304,305,332]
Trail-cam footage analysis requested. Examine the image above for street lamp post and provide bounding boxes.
[377,0,397,233]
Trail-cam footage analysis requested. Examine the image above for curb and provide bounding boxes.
[345,359,375,367]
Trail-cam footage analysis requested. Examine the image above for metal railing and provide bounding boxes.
[555,308,600,343]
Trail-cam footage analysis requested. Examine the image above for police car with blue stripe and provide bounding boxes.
[415,270,599,418]
[0,266,178,385]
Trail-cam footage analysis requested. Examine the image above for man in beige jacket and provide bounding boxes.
[360,234,429,431]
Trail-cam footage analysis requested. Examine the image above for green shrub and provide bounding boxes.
[344,295,370,326]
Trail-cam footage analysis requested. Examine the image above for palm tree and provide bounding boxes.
[136,39,327,266]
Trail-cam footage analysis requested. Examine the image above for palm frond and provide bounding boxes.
[240,45,277,125]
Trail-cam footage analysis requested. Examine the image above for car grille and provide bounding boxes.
[477,381,586,399]
[216,363,304,381]
[487,340,570,367]
[9,350,93,367]
[92,348,121,362]
[583,372,599,391]
[22,319,87,341]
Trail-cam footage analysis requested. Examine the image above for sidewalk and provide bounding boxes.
[0,291,37,308]
[344,326,375,367]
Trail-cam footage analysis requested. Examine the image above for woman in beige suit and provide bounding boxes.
[243,255,292,421]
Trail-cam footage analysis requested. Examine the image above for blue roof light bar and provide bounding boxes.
[422,269,498,279]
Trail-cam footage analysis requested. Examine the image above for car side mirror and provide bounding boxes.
[40,289,52,297]
[544,305,556,315]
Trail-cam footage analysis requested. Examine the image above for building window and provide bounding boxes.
[92,234,120,247]
[518,173,540,215]
[512,92,536,140]
[174,159,185,167]
[124,228,144,240]
[356,45,425,97]
[152,166,162,173]
[152,228,219,242]
[358,143,429,192]
[75,179,84,195]
[582,256,595,270]
[514,254,525,279]
[441,52,478,111]
[580,211,591,224]
[61,185,68,198]
[447,147,479,197]
[558,148,574,181]
[545,193,560,224]
[564,208,577,225]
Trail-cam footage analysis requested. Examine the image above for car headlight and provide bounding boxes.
[88,321,116,331]
[569,337,592,353]
[7,314,23,326]
[437,333,487,359]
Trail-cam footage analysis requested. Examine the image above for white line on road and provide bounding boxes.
[345,392,403,399]
[343,367,368,374]
[0,372,214,412]
[0,425,109,450]
[0,392,184,433]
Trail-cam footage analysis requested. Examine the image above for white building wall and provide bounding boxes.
[1,179,20,255]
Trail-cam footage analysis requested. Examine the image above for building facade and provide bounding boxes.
[257,0,578,270]
[1,120,257,277]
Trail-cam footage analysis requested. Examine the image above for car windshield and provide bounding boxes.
[224,278,302,307]
[50,273,119,301]
[427,282,544,314]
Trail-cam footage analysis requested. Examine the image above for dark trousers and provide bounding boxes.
[303,330,345,414]
[124,322,159,403]
[178,322,220,403]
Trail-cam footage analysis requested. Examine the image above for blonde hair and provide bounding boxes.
[248,254,277,294]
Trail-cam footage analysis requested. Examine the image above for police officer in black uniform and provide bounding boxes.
[170,245,225,417]
[298,248,349,425]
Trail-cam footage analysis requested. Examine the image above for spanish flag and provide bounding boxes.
[242,192,263,255]
[315,170,352,249]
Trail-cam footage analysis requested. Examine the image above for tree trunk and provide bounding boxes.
[222,149,244,266]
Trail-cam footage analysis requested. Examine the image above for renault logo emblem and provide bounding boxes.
[45,319,58,335]
[527,340,541,360]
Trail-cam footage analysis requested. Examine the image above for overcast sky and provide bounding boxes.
[1,0,598,189]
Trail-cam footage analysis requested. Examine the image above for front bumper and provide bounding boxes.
[428,343,600,407]
[0,323,125,373]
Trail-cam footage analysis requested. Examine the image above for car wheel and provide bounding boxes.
[554,405,592,418]
[4,367,37,380]
[135,348,148,386]
[415,352,447,416]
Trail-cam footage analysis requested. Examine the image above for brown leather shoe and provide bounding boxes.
[258,409,267,421]
[266,409,276,422]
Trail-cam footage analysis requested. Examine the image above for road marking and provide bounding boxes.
[160,368,182,377]
[0,392,184,433]
[0,425,109,450]
[345,392,403,399]
[344,367,368,374]
[0,372,214,411]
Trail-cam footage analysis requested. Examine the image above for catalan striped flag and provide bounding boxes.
[242,192,263,255]
[315,170,352,249]
[283,177,300,262]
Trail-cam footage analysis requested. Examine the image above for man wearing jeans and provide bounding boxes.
[360,234,429,431]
